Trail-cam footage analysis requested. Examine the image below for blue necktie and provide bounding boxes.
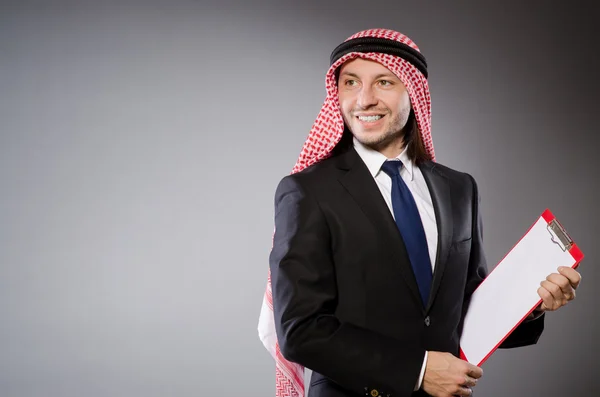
[381,160,432,306]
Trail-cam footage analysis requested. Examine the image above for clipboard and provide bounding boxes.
[459,209,584,366]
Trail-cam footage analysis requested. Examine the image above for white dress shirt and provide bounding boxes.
[353,137,436,391]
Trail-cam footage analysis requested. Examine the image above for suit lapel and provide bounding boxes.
[420,162,453,312]
[336,148,424,312]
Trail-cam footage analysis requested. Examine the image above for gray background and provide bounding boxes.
[1,0,598,396]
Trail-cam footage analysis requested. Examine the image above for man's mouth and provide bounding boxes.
[356,115,384,122]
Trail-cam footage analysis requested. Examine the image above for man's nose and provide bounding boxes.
[356,86,378,109]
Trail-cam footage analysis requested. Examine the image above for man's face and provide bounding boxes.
[337,58,411,152]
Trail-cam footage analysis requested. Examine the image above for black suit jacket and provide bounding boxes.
[269,147,544,397]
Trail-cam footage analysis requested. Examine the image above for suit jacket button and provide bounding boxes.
[424,316,431,326]
[370,389,379,397]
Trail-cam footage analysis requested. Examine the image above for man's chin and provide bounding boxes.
[353,132,386,147]
[353,130,404,153]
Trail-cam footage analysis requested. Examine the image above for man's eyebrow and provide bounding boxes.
[339,71,360,79]
[373,73,398,80]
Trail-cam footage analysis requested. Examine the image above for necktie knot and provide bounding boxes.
[381,160,403,177]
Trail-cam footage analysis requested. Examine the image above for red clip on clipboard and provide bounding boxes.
[459,209,584,366]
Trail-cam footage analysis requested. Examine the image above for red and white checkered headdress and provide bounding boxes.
[258,28,436,397]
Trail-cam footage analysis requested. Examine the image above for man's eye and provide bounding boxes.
[379,80,392,86]
[345,80,358,86]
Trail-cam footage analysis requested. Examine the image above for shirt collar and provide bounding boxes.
[353,136,415,181]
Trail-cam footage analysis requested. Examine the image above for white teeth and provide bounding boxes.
[358,115,383,122]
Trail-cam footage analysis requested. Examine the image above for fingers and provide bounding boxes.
[422,352,482,397]
[545,273,575,297]
[466,364,483,379]
[538,267,581,311]
[540,280,566,308]
[448,377,474,396]
[463,375,478,387]
[537,285,557,311]
[558,266,582,289]
[456,363,480,395]
[453,386,473,396]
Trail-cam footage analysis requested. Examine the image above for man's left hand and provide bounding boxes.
[535,266,581,313]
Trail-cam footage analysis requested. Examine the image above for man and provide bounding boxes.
[258,29,581,397]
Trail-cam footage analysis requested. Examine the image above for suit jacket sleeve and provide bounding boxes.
[461,174,545,349]
[270,175,426,397]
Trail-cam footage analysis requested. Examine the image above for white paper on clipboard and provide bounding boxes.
[459,209,584,366]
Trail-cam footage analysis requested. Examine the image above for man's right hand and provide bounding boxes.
[421,351,483,397]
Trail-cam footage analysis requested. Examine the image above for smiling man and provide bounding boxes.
[338,58,412,158]
[259,29,581,397]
